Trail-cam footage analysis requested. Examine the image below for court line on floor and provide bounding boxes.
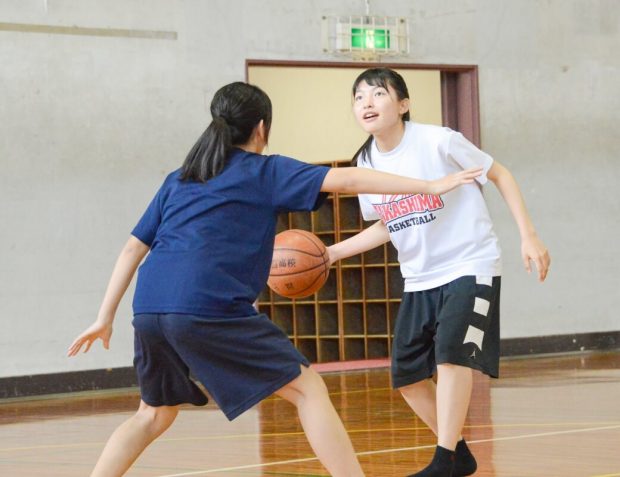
[155,424,620,477]
[261,472,326,477]
[2,420,619,452]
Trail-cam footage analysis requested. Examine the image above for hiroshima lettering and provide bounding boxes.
[373,194,444,223]
[387,213,437,233]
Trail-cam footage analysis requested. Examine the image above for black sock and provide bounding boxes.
[453,439,477,476]
[407,445,455,477]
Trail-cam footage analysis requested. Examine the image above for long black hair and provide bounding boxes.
[351,68,410,166]
[180,82,272,182]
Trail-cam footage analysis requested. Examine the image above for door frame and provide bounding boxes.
[246,59,480,147]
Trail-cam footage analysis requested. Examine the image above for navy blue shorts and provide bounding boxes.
[132,313,309,420]
[391,275,501,388]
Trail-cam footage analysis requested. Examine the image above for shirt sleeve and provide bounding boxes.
[131,186,165,247]
[269,155,330,212]
[446,131,494,185]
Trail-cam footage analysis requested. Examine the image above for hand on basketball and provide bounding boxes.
[428,167,483,195]
[326,245,336,266]
[67,320,113,356]
[521,234,550,282]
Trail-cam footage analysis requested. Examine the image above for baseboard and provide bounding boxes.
[500,330,620,357]
[2,330,618,400]
[0,367,138,400]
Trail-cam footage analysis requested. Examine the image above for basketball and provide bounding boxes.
[267,229,330,299]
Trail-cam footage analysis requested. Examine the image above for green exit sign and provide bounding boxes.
[351,28,390,49]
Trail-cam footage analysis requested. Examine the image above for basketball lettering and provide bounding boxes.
[267,229,330,299]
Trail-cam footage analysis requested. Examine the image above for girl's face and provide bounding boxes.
[352,80,409,135]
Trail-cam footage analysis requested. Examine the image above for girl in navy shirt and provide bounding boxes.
[68,81,481,477]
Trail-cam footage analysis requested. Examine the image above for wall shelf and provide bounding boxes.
[257,161,403,363]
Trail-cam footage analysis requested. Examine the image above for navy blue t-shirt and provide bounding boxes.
[131,149,329,318]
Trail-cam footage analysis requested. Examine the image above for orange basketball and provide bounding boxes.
[268,229,330,299]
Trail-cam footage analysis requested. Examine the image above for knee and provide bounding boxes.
[304,368,329,396]
[135,402,179,434]
[277,367,329,406]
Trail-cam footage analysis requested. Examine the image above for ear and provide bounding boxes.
[257,119,266,140]
[399,98,410,116]
[254,120,267,143]
[251,120,268,153]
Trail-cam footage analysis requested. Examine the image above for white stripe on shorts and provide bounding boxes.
[463,325,484,349]
[473,297,490,317]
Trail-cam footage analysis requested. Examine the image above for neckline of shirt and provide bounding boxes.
[371,121,413,160]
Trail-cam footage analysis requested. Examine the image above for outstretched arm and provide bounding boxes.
[487,161,550,282]
[67,235,150,356]
[321,167,483,196]
[327,220,390,265]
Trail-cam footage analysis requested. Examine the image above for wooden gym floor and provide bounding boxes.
[0,351,619,476]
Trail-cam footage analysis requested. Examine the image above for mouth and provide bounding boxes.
[363,112,379,120]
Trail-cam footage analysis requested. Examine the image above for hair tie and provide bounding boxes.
[213,115,229,126]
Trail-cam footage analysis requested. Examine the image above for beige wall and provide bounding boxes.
[248,66,441,163]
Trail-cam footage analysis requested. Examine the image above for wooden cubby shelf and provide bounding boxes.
[257,161,403,363]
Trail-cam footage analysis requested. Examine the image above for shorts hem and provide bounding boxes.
[392,370,434,389]
[140,394,208,407]
[222,362,308,421]
[436,358,499,379]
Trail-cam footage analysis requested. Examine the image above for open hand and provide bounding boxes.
[67,320,113,356]
[522,234,550,282]
[428,168,484,195]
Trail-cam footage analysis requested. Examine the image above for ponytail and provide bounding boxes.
[180,117,232,181]
[180,82,272,182]
[351,135,373,166]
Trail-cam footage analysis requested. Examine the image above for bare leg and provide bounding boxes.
[399,378,439,435]
[436,364,472,450]
[399,372,471,447]
[276,366,365,477]
[91,401,179,477]
[400,370,477,476]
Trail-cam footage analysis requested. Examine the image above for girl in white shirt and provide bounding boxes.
[328,68,550,477]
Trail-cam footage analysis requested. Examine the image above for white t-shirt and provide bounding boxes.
[358,122,502,291]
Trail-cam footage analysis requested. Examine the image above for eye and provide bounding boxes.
[354,94,363,102]
[375,90,386,97]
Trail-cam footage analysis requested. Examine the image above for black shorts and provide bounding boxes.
[132,313,309,420]
[391,275,501,388]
